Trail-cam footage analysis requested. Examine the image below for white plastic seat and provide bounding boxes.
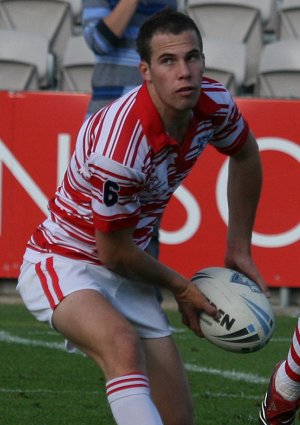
[0,29,51,89]
[255,39,300,98]
[60,35,95,92]
[63,0,82,21]
[203,37,247,95]
[0,62,39,90]
[278,0,300,39]
[243,0,278,34]
[186,0,264,86]
[58,0,82,28]
[0,0,73,68]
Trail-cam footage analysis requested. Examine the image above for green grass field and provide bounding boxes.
[0,303,298,425]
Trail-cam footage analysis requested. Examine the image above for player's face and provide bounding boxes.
[140,30,204,114]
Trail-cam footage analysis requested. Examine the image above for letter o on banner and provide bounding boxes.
[216,137,300,248]
[160,185,201,244]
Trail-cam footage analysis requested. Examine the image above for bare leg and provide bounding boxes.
[143,336,195,425]
[52,289,164,425]
[52,289,145,379]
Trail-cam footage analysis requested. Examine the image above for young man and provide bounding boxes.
[17,9,269,425]
[259,321,300,424]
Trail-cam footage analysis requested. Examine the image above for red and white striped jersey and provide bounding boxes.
[25,78,249,264]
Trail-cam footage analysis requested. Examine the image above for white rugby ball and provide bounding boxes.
[192,267,275,353]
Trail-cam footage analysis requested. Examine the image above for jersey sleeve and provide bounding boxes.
[208,91,249,156]
[82,0,120,55]
[79,153,146,232]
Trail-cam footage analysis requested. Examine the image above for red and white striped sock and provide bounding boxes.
[276,319,300,401]
[106,372,163,425]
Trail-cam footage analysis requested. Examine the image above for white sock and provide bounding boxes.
[276,362,300,401]
[275,320,300,401]
[106,372,163,425]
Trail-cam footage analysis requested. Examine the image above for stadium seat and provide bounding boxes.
[255,39,300,98]
[63,0,82,21]
[186,0,264,87]
[0,62,39,90]
[278,0,300,39]
[59,35,95,92]
[0,29,52,90]
[203,37,247,95]
[59,0,82,28]
[245,0,279,35]
[0,0,73,69]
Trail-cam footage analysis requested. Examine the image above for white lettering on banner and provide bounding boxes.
[57,134,71,185]
[0,134,72,236]
[216,137,300,248]
[159,185,201,244]
[0,138,48,235]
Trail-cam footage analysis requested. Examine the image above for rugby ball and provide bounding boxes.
[192,267,275,353]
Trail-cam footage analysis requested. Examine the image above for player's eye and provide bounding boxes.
[161,56,174,65]
[187,52,201,62]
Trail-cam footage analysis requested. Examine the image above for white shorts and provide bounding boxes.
[17,254,171,344]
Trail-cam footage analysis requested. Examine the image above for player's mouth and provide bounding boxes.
[176,86,196,96]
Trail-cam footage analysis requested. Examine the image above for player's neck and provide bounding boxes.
[147,83,194,144]
[164,111,193,144]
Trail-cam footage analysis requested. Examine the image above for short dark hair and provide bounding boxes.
[136,8,203,64]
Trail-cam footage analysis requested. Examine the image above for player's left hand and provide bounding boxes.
[225,253,271,298]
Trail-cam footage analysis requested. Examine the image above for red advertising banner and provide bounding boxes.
[1,92,299,287]
[0,91,90,278]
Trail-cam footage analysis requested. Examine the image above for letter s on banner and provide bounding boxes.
[160,185,201,244]
[216,137,300,248]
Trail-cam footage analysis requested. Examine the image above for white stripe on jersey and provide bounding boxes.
[96,89,139,158]
[124,122,144,167]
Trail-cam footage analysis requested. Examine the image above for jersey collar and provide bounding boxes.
[135,82,220,153]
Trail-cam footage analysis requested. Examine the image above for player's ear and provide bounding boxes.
[139,61,151,82]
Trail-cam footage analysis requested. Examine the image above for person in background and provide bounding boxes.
[17,10,269,425]
[82,0,177,115]
[82,0,178,259]
[259,321,300,424]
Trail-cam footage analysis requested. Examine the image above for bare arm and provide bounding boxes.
[225,131,270,296]
[103,0,139,38]
[82,0,139,55]
[95,227,217,336]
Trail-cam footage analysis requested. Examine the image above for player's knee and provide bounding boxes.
[112,328,143,364]
[101,328,144,377]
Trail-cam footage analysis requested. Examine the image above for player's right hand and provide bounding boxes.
[174,283,218,337]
